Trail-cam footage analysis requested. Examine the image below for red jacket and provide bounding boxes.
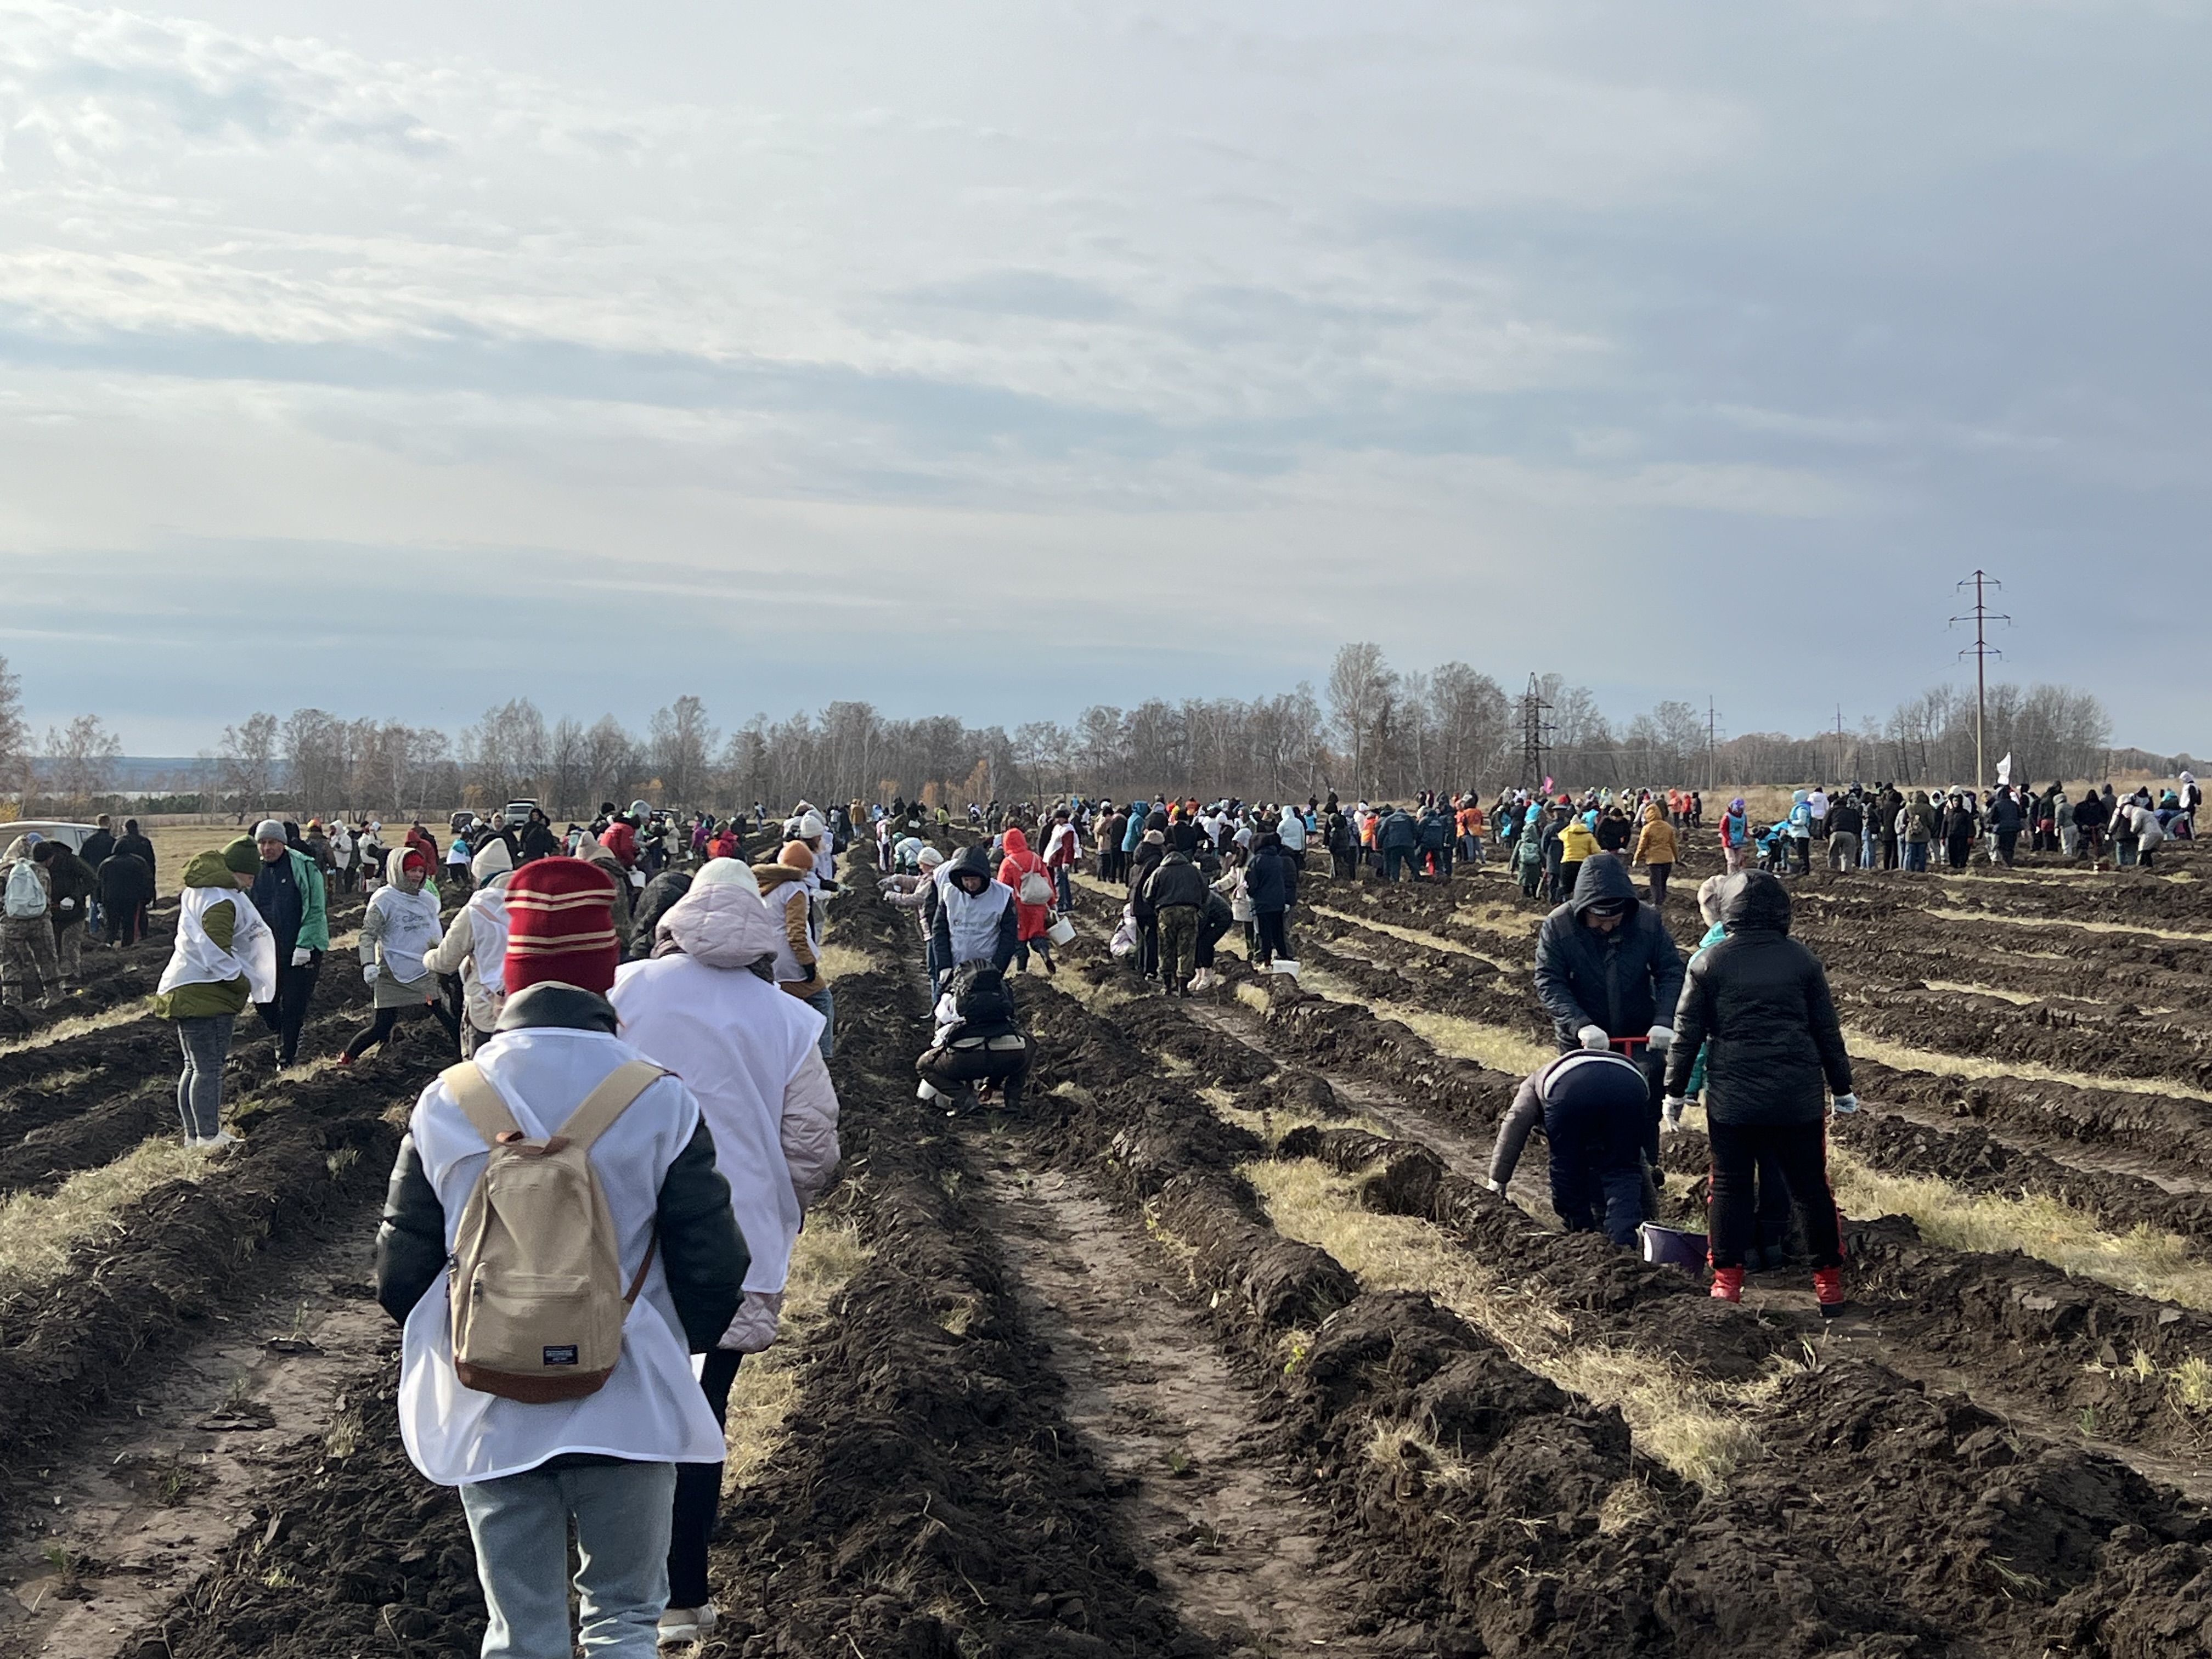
[997,827,1052,942]
[600,821,639,867]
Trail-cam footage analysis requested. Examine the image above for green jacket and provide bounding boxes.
[282,847,331,953]
[152,849,253,1020]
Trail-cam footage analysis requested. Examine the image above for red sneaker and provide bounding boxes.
[1813,1267,1847,1318]
[1709,1267,1743,1304]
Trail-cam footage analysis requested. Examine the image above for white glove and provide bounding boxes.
[1663,1097,1686,1130]
[291,947,311,967]
[1481,1176,1503,1194]
[1646,1024,1674,1052]
[1832,1093,1860,1115]
[363,963,380,985]
[57,898,74,911]
[1578,1025,1608,1051]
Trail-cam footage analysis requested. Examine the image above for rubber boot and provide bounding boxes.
[1813,1266,1847,1318]
[1709,1266,1743,1304]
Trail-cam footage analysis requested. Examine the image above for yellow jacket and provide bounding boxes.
[1559,820,1599,862]
[1634,815,1678,865]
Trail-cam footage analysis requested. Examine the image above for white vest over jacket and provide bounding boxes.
[611,953,824,1296]
[396,1025,726,1487]
[157,885,276,1006]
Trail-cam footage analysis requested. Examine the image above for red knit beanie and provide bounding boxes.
[503,856,622,995]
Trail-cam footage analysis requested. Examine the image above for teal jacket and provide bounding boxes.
[1684,919,1726,1096]
[280,847,330,952]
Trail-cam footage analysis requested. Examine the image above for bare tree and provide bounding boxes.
[0,655,29,811]
[647,695,716,806]
[41,714,122,810]
[218,712,281,823]
[1327,642,1395,796]
[284,708,351,817]
[466,698,552,806]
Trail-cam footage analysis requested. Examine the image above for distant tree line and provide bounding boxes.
[0,647,2173,823]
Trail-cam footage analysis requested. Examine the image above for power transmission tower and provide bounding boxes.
[1517,675,1553,792]
[1834,704,1847,784]
[1949,571,2011,792]
[1706,698,1723,795]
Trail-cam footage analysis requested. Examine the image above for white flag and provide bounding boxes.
[1996,753,2013,786]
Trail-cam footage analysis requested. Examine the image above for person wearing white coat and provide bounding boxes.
[374,855,746,1659]
[608,858,842,1643]
[425,839,517,1056]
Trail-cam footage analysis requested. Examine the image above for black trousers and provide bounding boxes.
[253,953,321,1064]
[667,1348,744,1609]
[341,998,461,1062]
[1647,864,1671,909]
[1708,1119,1842,1271]
[1254,910,1289,963]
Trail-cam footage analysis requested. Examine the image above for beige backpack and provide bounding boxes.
[441,1058,668,1402]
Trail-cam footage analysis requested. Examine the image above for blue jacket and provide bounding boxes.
[1533,854,1685,1050]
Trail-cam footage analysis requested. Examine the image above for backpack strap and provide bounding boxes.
[555,1059,670,1154]
[442,1062,524,1148]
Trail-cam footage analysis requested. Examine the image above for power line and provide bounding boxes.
[1517,674,1553,791]
[1949,569,2011,793]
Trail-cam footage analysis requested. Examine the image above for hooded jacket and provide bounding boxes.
[1557,819,1599,864]
[1662,870,1852,1126]
[360,855,446,1009]
[1242,839,1298,913]
[426,874,513,1034]
[997,827,1052,943]
[154,849,277,1020]
[1142,848,1209,911]
[372,981,746,1486]
[1632,808,1677,865]
[932,845,1018,970]
[611,880,840,1353]
[42,846,99,924]
[753,863,820,989]
[1532,854,1684,1050]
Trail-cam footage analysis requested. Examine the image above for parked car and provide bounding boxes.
[502,798,541,824]
[0,820,100,853]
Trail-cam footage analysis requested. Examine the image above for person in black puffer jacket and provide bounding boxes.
[1661,869,1856,1315]
[1532,854,1684,1165]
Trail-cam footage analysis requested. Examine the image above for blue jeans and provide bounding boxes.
[460,1460,678,1659]
[803,984,834,1058]
[174,1014,235,1139]
[1902,842,1929,872]
[1054,866,1073,911]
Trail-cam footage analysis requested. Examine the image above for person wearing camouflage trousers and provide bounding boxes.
[1,842,62,1010]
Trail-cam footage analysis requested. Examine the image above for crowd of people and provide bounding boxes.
[1,762,2197,1658]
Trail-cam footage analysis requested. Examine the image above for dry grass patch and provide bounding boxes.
[1292,969,1550,1077]
[1924,906,2212,946]
[0,1136,207,1291]
[1199,1084,1393,1147]
[1246,1158,1785,1489]
[1920,980,2042,1007]
[1828,1152,2212,1310]
[816,942,888,979]
[1307,905,1488,962]
[1843,1028,2212,1105]
[723,1217,873,1491]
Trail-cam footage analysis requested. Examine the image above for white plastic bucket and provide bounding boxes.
[1269,958,1300,977]
[1047,916,1076,946]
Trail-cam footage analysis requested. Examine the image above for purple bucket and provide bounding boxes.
[1639,1223,1708,1273]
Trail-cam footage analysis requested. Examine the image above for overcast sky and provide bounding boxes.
[0,0,2203,755]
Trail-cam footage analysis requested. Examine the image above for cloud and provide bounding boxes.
[0,0,2204,752]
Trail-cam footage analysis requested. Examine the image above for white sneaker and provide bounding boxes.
[197,1130,240,1150]
[658,1604,718,1646]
